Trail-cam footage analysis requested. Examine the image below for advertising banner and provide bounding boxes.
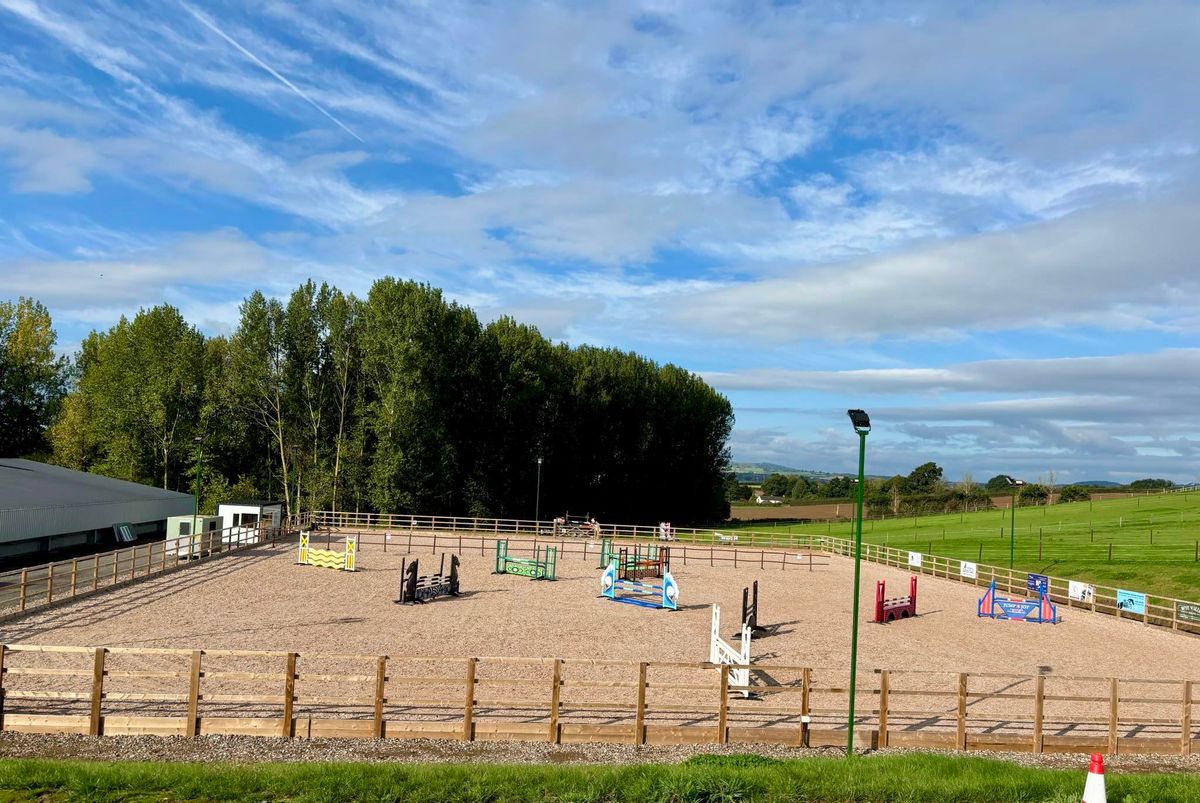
[960,561,978,579]
[907,551,923,568]
[1068,580,1095,603]
[997,599,1040,619]
[1027,573,1049,594]
[1116,589,1147,616]
[1177,601,1200,624]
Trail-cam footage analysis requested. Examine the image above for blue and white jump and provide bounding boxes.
[600,559,678,611]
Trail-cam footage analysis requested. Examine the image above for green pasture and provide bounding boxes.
[1,753,1197,802]
[721,492,1200,601]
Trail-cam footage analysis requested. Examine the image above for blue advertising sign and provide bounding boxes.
[1027,573,1049,594]
[1116,589,1146,615]
[997,599,1040,619]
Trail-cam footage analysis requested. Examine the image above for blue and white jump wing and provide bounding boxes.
[600,560,617,599]
[662,571,678,611]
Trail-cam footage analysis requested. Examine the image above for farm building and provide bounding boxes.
[216,500,284,531]
[0,458,193,564]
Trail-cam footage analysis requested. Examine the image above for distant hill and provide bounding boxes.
[1075,480,1123,488]
[729,462,838,482]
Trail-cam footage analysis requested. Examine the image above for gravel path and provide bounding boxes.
[2,732,1199,774]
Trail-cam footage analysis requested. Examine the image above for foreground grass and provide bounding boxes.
[1,753,1199,803]
[719,492,1200,600]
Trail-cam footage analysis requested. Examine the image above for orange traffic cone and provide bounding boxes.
[1081,753,1106,803]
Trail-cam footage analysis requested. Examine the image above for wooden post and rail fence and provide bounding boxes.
[0,643,1194,754]
[0,522,294,622]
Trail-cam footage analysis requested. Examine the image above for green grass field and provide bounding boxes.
[725,492,1200,601]
[1,754,1197,802]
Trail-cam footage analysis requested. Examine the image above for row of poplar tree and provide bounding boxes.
[3,279,734,523]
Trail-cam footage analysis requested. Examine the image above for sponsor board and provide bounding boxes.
[997,599,1040,619]
[1027,573,1049,594]
[1068,580,1095,603]
[908,551,923,568]
[960,560,978,579]
[1177,601,1200,624]
[1116,589,1147,615]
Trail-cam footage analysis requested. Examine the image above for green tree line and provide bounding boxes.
[3,279,734,523]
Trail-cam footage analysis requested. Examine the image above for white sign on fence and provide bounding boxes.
[908,551,923,568]
[960,560,977,579]
[1068,580,1095,603]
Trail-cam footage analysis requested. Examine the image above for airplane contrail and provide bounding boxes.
[182,3,364,143]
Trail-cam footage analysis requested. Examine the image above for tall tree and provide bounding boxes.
[229,292,293,513]
[325,290,361,512]
[51,306,205,488]
[0,297,66,456]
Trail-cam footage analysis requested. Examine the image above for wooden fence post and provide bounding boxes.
[70,558,78,596]
[1183,680,1192,756]
[956,673,968,750]
[374,656,387,739]
[1033,675,1045,753]
[0,644,6,731]
[46,563,54,604]
[186,650,202,737]
[801,667,811,720]
[878,670,889,749]
[549,659,562,744]
[18,570,26,612]
[1109,678,1119,754]
[717,665,729,744]
[635,662,647,745]
[89,647,106,736]
[463,658,476,742]
[282,653,297,738]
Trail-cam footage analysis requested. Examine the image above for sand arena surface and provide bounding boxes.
[4,537,1197,679]
[4,536,1200,743]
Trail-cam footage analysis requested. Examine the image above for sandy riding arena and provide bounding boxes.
[2,535,1197,750]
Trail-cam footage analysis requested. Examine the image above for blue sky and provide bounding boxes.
[2,1,1199,483]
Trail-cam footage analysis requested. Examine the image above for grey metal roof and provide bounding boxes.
[0,459,192,510]
[0,459,193,543]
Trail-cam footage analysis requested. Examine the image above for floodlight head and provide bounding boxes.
[537,456,543,465]
[846,409,871,433]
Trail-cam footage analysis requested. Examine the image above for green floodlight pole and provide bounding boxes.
[192,436,203,530]
[535,456,544,525]
[1003,475,1025,569]
[845,409,871,756]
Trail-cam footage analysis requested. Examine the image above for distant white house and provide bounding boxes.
[755,495,784,505]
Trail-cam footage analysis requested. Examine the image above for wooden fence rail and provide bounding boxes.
[0,642,1195,753]
[324,528,829,573]
[306,511,1200,637]
[0,524,293,622]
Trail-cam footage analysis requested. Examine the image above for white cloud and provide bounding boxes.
[705,350,1200,396]
[674,191,1200,341]
[0,125,105,193]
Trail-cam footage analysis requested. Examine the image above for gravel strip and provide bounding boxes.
[2,732,1199,774]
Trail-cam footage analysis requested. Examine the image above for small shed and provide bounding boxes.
[166,514,223,558]
[216,501,285,546]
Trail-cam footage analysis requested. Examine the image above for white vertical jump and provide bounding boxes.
[710,604,751,698]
